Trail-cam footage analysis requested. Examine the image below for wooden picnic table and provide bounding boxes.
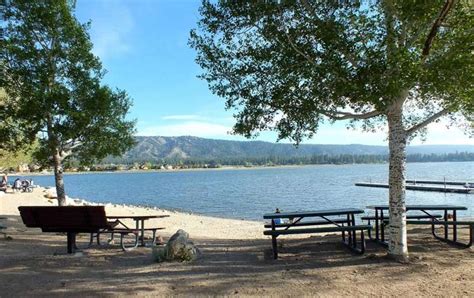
[106,215,169,247]
[366,204,471,247]
[263,208,371,259]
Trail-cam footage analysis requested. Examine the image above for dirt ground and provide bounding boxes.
[0,214,472,297]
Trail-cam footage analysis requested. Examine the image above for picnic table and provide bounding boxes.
[366,205,473,248]
[104,215,169,248]
[263,208,371,259]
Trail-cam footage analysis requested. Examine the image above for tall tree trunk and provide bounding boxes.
[53,151,67,206]
[387,100,409,261]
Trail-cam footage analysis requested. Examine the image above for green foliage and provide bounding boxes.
[189,1,473,143]
[0,0,136,167]
[0,141,37,170]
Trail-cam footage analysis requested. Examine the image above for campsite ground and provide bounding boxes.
[0,188,473,296]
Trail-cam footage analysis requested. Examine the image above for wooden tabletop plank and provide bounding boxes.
[366,205,467,211]
[106,215,170,219]
[263,208,364,219]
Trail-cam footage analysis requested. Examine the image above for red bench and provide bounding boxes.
[18,206,111,253]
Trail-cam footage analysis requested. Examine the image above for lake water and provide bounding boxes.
[16,162,474,220]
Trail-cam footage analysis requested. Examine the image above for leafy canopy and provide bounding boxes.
[0,0,136,165]
[190,0,473,143]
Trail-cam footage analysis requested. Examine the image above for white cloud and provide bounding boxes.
[138,121,232,138]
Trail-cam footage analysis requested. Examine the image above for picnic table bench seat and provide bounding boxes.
[91,227,166,251]
[382,219,474,225]
[18,206,165,253]
[380,219,473,248]
[263,208,371,259]
[263,219,349,229]
[19,206,109,253]
[264,224,372,236]
[362,214,443,240]
[361,214,443,221]
[264,222,371,259]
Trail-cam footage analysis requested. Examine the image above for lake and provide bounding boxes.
[16,161,474,220]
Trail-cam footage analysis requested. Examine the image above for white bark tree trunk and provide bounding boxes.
[387,100,409,261]
[53,150,67,206]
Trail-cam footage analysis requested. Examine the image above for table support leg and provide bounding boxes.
[375,209,379,241]
[346,214,352,246]
[135,220,140,246]
[351,214,356,246]
[141,219,145,246]
[67,232,76,254]
[271,219,278,259]
[453,210,457,242]
[380,209,385,242]
[366,219,372,240]
[444,210,448,240]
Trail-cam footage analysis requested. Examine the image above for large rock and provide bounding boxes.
[153,229,200,262]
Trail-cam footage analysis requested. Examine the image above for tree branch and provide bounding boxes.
[322,110,382,120]
[406,108,450,135]
[300,0,317,18]
[30,29,50,50]
[422,0,455,58]
[282,31,318,67]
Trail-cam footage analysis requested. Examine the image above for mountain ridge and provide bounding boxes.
[104,136,474,163]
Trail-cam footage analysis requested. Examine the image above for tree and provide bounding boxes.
[190,0,473,261]
[1,0,136,205]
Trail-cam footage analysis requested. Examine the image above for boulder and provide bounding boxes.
[44,188,57,199]
[153,229,200,262]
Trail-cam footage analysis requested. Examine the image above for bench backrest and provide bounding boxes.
[18,206,108,233]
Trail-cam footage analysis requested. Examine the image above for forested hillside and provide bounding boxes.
[104,136,474,164]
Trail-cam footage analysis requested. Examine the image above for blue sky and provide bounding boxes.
[74,0,472,146]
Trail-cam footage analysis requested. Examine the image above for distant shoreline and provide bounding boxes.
[7,163,342,176]
[7,160,474,176]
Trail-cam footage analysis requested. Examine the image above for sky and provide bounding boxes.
[74,0,472,146]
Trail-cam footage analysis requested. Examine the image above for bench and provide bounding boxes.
[382,219,473,248]
[263,209,372,259]
[18,206,164,253]
[361,214,443,221]
[263,219,349,229]
[265,224,371,259]
[92,227,165,251]
[362,214,442,240]
[18,206,110,253]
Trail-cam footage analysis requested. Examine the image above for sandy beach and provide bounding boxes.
[0,188,473,296]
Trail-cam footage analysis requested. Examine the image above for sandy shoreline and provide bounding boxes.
[1,187,473,296]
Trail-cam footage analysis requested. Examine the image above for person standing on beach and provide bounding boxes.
[0,174,8,192]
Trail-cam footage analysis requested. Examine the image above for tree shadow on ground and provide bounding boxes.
[0,215,472,296]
